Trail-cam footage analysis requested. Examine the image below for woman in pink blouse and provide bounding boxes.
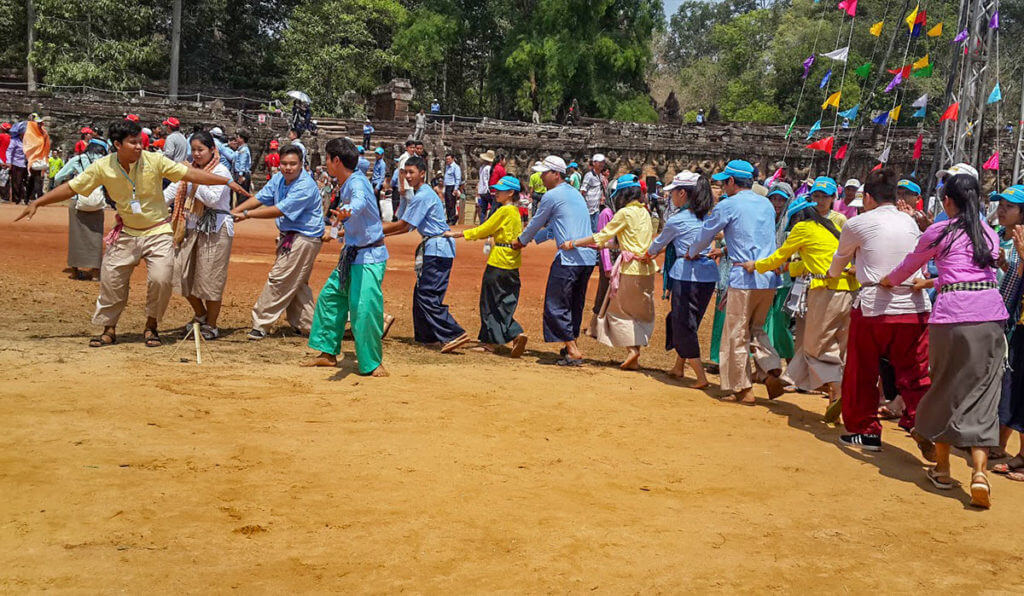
[881,174,1007,509]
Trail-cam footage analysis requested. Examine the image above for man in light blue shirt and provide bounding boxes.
[231,145,324,339]
[231,130,252,208]
[381,155,469,353]
[516,155,597,365]
[443,153,463,225]
[306,138,389,377]
[362,119,374,147]
[688,159,784,402]
[371,147,387,194]
[211,127,235,171]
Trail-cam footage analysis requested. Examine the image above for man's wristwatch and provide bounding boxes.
[242,209,250,219]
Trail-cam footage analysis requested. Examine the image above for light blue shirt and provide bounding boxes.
[291,139,307,166]
[649,208,718,283]
[233,145,251,175]
[444,162,462,187]
[401,184,455,258]
[688,189,779,289]
[215,139,235,170]
[256,170,325,238]
[357,157,370,175]
[363,124,374,135]
[371,158,387,188]
[339,171,388,265]
[519,182,597,267]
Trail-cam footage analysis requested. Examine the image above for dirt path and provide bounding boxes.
[1,203,1022,592]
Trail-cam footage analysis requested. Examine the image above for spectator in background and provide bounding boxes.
[74,127,95,155]
[6,120,28,204]
[46,149,63,192]
[0,121,9,201]
[581,154,607,232]
[488,154,507,188]
[264,139,280,180]
[161,117,188,163]
[477,150,494,224]
[210,127,235,171]
[430,99,441,114]
[414,109,426,140]
[567,162,582,191]
[528,163,547,216]
[363,118,374,147]
[232,130,252,208]
[443,153,463,225]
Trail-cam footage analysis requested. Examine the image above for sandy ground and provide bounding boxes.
[1,202,1023,593]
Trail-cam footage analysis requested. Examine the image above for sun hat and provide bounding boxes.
[479,149,495,162]
[611,174,641,196]
[786,197,819,218]
[162,117,180,127]
[591,153,606,163]
[810,176,838,195]
[937,162,979,180]
[142,127,152,136]
[664,170,701,191]
[897,179,922,195]
[711,159,755,181]
[844,178,861,188]
[210,126,224,136]
[994,185,1024,204]
[532,155,567,174]
[491,175,521,192]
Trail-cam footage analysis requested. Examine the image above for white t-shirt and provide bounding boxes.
[163,162,235,235]
[477,164,492,195]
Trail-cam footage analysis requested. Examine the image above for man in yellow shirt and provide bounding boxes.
[528,166,547,215]
[16,120,231,348]
[444,175,528,357]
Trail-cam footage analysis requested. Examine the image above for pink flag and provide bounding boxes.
[983,151,1000,170]
[913,134,923,160]
[837,0,857,17]
[834,144,849,159]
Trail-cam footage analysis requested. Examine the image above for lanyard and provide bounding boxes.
[114,155,139,201]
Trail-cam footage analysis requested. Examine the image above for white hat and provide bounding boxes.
[532,155,567,174]
[210,126,224,136]
[844,178,861,188]
[591,153,606,162]
[937,162,979,180]
[663,170,700,192]
[142,127,152,136]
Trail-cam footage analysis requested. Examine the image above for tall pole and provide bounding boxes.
[26,0,36,92]
[1014,69,1024,184]
[169,0,181,100]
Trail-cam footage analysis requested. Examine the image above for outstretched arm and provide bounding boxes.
[14,183,76,221]
[184,168,231,187]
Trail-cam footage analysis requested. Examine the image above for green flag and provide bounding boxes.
[854,62,872,78]
[785,116,796,139]
[911,64,933,78]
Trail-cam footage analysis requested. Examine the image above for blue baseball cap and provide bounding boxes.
[767,188,790,200]
[374,147,384,155]
[897,179,922,195]
[810,176,838,196]
[995,185,1024,204]
[356,145,365,153]
[786,197,819,218]
[612,174,641,196]
[490,175,521,192]
[568,162,578,168]
[711,160,755,181]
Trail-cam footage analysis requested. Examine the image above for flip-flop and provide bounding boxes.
[720,395,756,406]
[88,332,116,348]
[509,335,528,359]
[969,473,991,509]
[926,467,955,490]
[1006,471,1024,482]
[381,314,396,339]
[910,429,938,463]
[441,334,471,354]
[991,455,1024,474]
[556,357,583,367]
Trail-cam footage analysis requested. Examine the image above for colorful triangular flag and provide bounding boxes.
[806,136,835,153]
[802,55,816,79]
[906,5,919,32]
[911,64,933,78]
[953,28,968,44]
[870,21,883,37]
[838,104,860,120]
[927,22,943,37]
[785,116,796,139]
[911,10,927,37]
[879,146,891,163]
[834,144,849,160]
[889,105,902,122]
[885,72,904,93]
[988,82,1002,104]
[837,0,857,17]
[854,62,872,78]
[983,151,1000,170]
[912,93,928,108]
[912,55,929,70]
[806,119,822,140]
[820,69,832,89]
[913,134,923,160]
[872,112,889,125]
[913,105,927,118]
[821,46,850,62]
[940,102,960,122]
[990,11,999,30]
[822,91,842,109]
[888,65,912,78]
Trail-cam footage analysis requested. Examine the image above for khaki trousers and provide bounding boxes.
[719,288,781,392]
[92,233,174,327]
[251,234,322,333]
[783,288,852,390]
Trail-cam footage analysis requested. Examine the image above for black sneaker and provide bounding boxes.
[247,328,267,341]
[839,433,882,452]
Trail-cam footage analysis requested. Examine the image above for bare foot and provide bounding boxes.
[692,380,710,389]
[722,388,755,405]
[441,333,472,354]
[369,365,390,377]
[302,353,337,367]
[620,350,640,370]
[471,344,496,353]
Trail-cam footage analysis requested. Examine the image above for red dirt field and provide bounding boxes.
[1,202,1022,592]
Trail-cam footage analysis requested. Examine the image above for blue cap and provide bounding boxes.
[767,188,790,200]
[356,145,365,153]
[568,162,578,168]
[612,173,641,196]
[786,197,818,218]
[711,160,755,181]
[810,176,838,196]
[897,179,922,195]
[995,185,1024,204]
[490,175,521,192]
[375,147,384,155]
[357,157,370,174]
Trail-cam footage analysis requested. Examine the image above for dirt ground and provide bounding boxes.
[1,202,1023,592]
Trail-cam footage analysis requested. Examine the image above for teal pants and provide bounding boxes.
[308,263,386,374]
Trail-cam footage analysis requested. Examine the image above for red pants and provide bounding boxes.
[842,308,931,437]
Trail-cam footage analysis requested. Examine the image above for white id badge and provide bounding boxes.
[129,200,143,214]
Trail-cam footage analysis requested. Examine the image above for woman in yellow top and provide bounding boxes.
[741,196,859,413]
[563,174,655,370]
[444,175,528,358]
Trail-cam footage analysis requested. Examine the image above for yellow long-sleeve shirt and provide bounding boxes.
[463,203,522,269]
[592,201,656,276]
[755,220,859,291]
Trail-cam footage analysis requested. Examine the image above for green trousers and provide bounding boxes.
[308,262,386,375]
[709,290,725,364]
[763,284,795,360]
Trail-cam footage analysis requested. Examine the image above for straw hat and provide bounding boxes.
[479,149,495,163]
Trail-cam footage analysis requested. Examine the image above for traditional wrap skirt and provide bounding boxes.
[593,273,656,348]
[478,265,524,345]
[67,204,104,269]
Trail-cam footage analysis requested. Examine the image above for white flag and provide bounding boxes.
[821,46,850,62]
[912,93,928,108]
[879,145,891,163]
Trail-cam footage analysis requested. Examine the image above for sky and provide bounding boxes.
[664,0,685,17]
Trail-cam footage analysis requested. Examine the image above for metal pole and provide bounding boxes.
[927,0,973,195]
[169,0,181,100]
[26,0,36,93]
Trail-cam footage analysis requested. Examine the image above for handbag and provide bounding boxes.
[30,159,48,172]
[75,187,106,212]
[785,277,809,317]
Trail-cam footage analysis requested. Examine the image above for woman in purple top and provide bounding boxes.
[882,174,1007,509]
[587,201,617,335]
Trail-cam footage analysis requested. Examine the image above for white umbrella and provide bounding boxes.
[287,90,311,104]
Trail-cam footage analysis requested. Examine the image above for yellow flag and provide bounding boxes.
[870,21,883,36]
[913,54,930,70]
[890,105,902,121]
[822,91,842,110]
[906,5,919,32]
[927,22,943,37]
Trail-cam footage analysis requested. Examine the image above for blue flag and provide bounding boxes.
[838,104,860,120]
[988,82,1002,104]
[806,119,822,140]
[872,112,888,125]
[912,106,927,118]
[820,69,832,89]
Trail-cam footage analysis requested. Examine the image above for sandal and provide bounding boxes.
[969,472,991,509]
[143,328,162,348]
[200,324,219,340]
[926,467,956,490]
[381,314,396,339]
[556,357,584,367]
[910,429,938,463]
[992,454,1024,475]
[1006,471,1024,482]
[88,332,116,348]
